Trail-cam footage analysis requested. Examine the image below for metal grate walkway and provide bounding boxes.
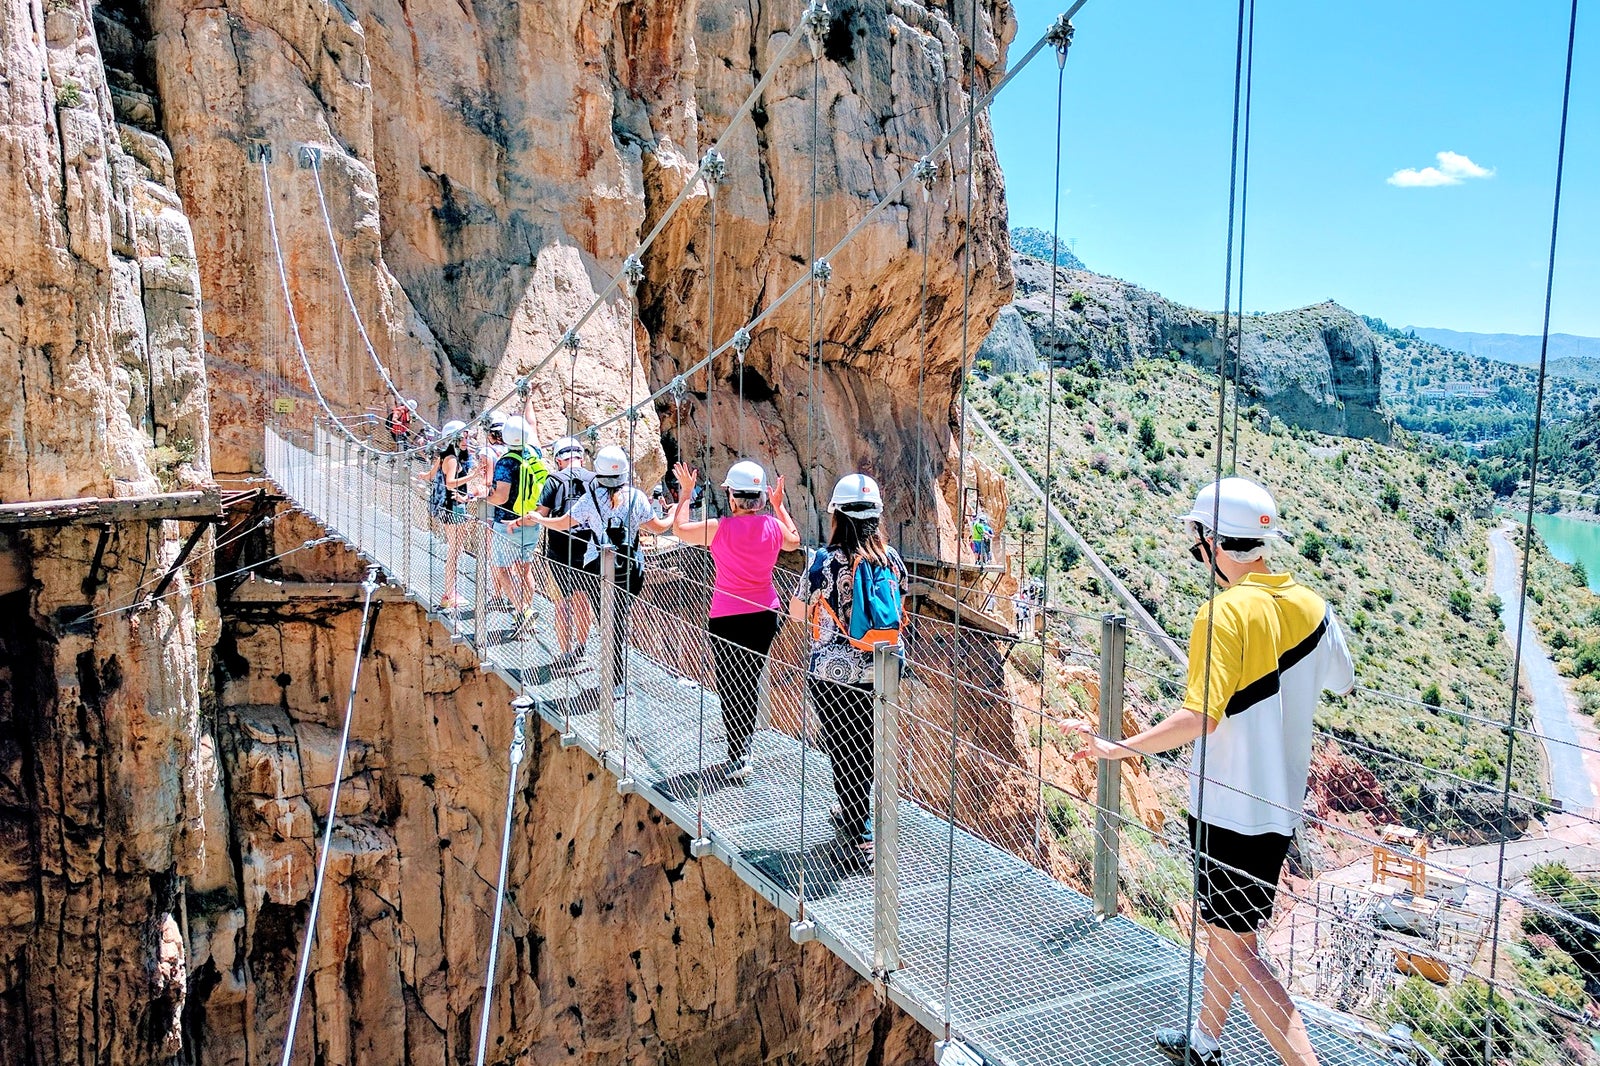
[265,423,1385,1066]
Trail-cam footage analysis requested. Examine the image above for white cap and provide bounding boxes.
[829,473,883,518]
[594,445,630,485]
[1177,477,1284,540]
[501,415,529,447]
[721,460,768,494]
[405,399,417,411]
[553,436,585,460]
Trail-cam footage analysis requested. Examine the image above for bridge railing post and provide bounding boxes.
[1093,613,1126,919]
[872,642,902,976]
[598,546,618,754]
[472,497,490,654]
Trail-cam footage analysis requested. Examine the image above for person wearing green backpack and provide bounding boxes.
[790,473,906,868]
[486,414,550,629]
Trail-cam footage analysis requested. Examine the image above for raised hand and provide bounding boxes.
[672,461,698,503]
[769,473,786,510]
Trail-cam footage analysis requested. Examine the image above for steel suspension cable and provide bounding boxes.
[806,31,826,538]
[472,697,531,1066]
[1184,0,1251,1042]
[278,566,381,1066]
[1033,17,1074,861]
[1228,0,1256,469]
[575,17,1071,448]
[1484,3,1581,1058]
[941,0,984,1038]
[309,156,437,436]
[272,22,812,463]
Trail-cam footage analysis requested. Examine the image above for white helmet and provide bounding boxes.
[441,419,467,437]
[553,436,585,461]
[594,445,630,487]
[721,460,768,494]
[1178,477,1284,540]
[829,473,883,518]
[405,398,417,411]
[501,415,529,448]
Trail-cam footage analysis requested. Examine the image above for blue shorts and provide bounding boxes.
[492,522,540,567]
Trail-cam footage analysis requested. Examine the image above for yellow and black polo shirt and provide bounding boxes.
[1182,572,1354,836]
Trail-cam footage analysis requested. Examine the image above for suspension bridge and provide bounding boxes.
[236,1,1598,1065]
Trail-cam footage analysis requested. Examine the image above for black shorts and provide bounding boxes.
[547,554,594,598]
[1188,816,1292,934]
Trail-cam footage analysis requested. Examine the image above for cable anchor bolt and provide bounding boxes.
[730,327,752,361]
[1047,15,1075,65]
[811,258,832,286]
[700,148,728,192]
[361,565,381,595]
[561,330,580,357]
[801,0,831,59]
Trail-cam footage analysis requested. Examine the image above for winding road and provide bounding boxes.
[1488,528,1596,811]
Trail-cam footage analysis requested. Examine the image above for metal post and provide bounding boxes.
[1092,613,1126,918]
[473,695,530,1066]
[473,498,490,653]
[872,643,903,976]
[400,460,414,593]
[598,546,618,753]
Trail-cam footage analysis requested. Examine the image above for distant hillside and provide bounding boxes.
[1406,326,1600,369]
[1009,227,1086,271]
[980,252,1391,442]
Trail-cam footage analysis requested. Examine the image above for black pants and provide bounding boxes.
[809,677,874,845]
[707,609,781,761]
[583,561,642,683]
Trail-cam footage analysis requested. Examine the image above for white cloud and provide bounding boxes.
[1388,151,1496,187]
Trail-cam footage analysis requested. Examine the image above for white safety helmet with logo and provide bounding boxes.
[1177,476,1283,562]
[721,460,768,497]
[593,445,631,488]
[501,415,529,448]
[553,436,585,462]
[828,473,883,519]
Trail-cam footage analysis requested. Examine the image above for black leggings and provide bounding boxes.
[808,677,874,844]
[707,609,781,761]
[583,562,642,683]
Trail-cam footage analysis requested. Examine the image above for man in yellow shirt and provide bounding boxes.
[1075,477,1353,1066]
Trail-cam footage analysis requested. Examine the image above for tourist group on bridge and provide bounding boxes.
[404,397,1354,1066]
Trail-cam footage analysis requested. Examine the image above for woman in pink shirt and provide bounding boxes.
[672,459,801,782]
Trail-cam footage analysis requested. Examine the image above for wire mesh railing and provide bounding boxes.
[265,418,1600,1066]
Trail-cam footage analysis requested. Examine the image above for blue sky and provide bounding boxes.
[991,0,1598,336]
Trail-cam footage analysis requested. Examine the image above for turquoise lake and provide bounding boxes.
[1532,512,1600,592]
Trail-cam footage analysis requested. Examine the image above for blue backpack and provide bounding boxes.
[812,554,903,651]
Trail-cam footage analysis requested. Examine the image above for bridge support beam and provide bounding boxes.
[598,547,618,753]
[1092,613,1126,918]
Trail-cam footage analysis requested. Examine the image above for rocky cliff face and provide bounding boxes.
[981,254,1392,443]
[2,0,1017,1062]
[0,0,215,1057]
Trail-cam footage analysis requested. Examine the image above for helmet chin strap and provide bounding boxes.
[1190,535,1229,584]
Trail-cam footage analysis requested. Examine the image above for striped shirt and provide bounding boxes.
[1183,572,1354,836]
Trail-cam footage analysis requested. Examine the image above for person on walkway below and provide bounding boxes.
[672,459,801,782]
[790,473,905,866]
[1072,477,1353,1066]
[519,445,672,697]
[539,437,597,670]
[417,420,474,609]
[485,414,548,629]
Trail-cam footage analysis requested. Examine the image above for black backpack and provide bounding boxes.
[585,482,645,593]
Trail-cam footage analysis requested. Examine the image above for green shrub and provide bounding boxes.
[1380,482,1403,512]
[1300,530,1326,565]
[1448,588,1472,620]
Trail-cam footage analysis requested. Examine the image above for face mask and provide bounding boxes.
[1190,536,1228,583]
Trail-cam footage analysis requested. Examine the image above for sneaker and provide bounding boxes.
[726,756,754,784]
[1154,1029,1223,1066]
[485,596,514,613]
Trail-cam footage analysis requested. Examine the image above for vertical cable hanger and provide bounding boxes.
[1033,13,1074,862]
[1227,0,1256,470]
[803,1,831,539]
[910,156,939,556]
[702,148,727,485]
[1183,0,1251,1044]
[1483,3,1579,1060]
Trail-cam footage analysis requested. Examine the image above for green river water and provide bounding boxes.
[1532,512,1600,592]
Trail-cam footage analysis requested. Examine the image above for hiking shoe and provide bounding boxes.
[1154,1029,1223,1066]
[726,756,754,784]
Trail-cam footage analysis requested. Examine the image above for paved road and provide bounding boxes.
[1488,529,1595,811]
